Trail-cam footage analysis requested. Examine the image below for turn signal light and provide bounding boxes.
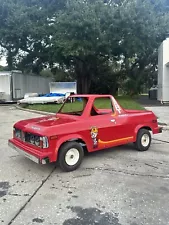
[50,135,58,140]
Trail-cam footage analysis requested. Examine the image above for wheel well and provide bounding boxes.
[136,126,152,137]
[139,126,152,131]
[58,139,88,156]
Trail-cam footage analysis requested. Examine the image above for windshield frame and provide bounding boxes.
[57,96,89,116]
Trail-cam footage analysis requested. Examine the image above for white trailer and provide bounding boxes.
[18,81,77,104]
[0,70,52,102]
[158,37,169,103]
[49,81,77,94]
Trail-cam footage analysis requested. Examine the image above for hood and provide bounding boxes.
[15,115,76,134]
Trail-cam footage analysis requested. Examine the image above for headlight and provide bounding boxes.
[30,135,35,144]
[40,136,49,149]
[14,128,22,139]
[34,136,40,146]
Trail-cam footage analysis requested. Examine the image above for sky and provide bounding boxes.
[0,57,7,66]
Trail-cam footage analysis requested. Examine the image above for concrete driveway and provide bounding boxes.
[145,106,169,126]
[0,106,169,225]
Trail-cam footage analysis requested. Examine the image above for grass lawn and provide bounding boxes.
[23,96,144,113]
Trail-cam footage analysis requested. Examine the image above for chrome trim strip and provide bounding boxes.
[8,141,40,164]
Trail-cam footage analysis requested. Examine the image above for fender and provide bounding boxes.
[54,134,89,160]
[134,124,153,141]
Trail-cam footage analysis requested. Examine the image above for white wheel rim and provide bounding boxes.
[65,148,80,166]
[141,134,150,147]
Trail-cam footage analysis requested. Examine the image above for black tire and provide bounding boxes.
[58,141,84,172]
[134,128,151,151]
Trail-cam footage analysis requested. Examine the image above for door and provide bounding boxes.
[90,114,130,149]
[88,97,134,150]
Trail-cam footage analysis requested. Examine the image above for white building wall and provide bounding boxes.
[158,38,169,102]
[158,42,163,100]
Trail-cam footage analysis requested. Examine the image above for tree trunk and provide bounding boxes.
[77,75,82,94]
[77,74,91,94]
[75,59,91,94]
[7,51,13,71]
[111,82,119,96]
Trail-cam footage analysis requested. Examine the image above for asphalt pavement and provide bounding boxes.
[0,106,169,225]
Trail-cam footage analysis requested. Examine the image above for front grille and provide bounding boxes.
[25,132,41,147]
[14,128,41,147]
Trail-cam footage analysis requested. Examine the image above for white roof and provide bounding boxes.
[0,70,22,76]
[0,71,11,76]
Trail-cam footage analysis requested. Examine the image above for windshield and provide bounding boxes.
[58,97,88,116]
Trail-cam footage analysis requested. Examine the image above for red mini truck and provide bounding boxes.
[8,95,162,172]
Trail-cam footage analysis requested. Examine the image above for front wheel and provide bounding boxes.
[134,129,151,151]
[58,142,84,172]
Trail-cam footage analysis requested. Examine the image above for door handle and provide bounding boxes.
[110,119,116,123]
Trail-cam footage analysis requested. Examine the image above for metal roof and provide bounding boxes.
[0,71,11,76]
[0,70,22,76]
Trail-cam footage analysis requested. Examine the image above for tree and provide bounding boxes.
[49,0,123,93]
[112,0,169,95]
[0,0,67,71]
[48,0,169,94]
[0,0,169,94]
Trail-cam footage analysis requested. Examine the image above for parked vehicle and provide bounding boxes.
[8,94,162,172]
[17,81,77,104]
[0,70,51,102]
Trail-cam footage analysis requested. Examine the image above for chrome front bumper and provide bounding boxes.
[8,141,40,164]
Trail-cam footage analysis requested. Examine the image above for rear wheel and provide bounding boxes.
[134,129,151,151]
[58,142,84,172]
